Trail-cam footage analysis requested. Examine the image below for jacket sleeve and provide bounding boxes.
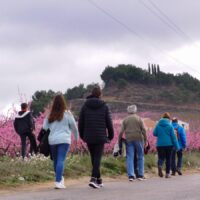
[42,118,49,130]
[153,125,158,137]
[29,112,35,131]
[118,120,125,142]
[105,105,114,141]
[13,119,19,134]
[68,113,79,141]
[78,106,85,140]
[179,127,186,148]
[140,118,147,143]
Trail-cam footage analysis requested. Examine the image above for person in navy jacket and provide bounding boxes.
[171,117,186,175]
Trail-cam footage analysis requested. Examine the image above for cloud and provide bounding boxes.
[1,0,200,113]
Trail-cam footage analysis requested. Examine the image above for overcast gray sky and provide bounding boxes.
[1,0,200,114]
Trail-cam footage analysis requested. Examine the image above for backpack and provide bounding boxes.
[37,129,51,158]
[174,127,180,141]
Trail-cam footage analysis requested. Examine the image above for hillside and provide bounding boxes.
[99,64,200,111]
[103,82,199,106]
[70,82,200,115]
[30,64,200,115]
[100,82,200,112]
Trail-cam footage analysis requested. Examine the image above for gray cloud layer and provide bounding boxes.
[1,0,200,113]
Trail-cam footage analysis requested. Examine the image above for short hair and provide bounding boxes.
[162,112,170,119]
[127,105,137,114]
[21,103,28,110]
[91,86,101,98]
[172,117,178,123]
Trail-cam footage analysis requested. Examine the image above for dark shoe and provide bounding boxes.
[128,176,136,181]
[171,171,176,176]
[165,174,171,178]
[176,169,182,175]
[97,178,104,187]
[158,166,163,177]
[89,177,100,189]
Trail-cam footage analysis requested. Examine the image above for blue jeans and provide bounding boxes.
[171,148,183,172]
[126,141,144,178]
[50,143,70,182]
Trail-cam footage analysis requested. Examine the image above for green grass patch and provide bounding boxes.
[0,151,199,187]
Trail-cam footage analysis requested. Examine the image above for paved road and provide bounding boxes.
[1,174,199,200]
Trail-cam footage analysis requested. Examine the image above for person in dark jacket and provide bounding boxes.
[171,117,186,176]
[14,103,37,159]
[78,86,114,188]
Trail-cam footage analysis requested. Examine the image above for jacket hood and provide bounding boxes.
[85,98,105,109]
[158,118,171,127]
[15,111,30,118]
[172,122,179,129]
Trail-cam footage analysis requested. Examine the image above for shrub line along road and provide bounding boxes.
[0,173,199,200]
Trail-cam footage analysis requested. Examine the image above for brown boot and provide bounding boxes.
[176,169,182,175]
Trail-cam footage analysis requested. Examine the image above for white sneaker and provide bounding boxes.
[137,176,147,181]
[61,176,64,185]
[55,182,66,189]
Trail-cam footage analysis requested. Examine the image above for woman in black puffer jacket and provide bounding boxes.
[78,86,114,188]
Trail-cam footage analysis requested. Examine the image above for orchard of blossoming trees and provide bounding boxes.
[0,110,200,157]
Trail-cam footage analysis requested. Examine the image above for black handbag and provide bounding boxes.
[144,141,150,154]
[37,129,51,157]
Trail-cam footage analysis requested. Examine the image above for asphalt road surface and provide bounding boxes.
[1,174,199,200]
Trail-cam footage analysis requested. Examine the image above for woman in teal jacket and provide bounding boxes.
[153,112,179,178]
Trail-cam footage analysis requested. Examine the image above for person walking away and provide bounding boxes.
[118,105,147,181]
[14,103,37,159]
[43,94,79,189]
[78,86,114,189]
[153,112,179,178]
[171,117,186,175]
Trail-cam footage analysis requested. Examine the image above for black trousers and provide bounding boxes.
[20,132,37,158]
[87,143,104,179]
[157,146,173,174]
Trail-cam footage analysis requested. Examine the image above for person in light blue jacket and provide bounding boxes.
[171,117,186,176]
[43,94,79,189]
[153,112,179,178]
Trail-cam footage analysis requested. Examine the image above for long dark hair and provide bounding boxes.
[48,94,67,123]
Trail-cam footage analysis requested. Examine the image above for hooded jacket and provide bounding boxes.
[153,118,179,149]
[78,97,114,144]
[14,111,35,135]
[43,111,79,145]
[172,122,186,149]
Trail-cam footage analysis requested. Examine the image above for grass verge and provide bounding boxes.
[0,151,199,187]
